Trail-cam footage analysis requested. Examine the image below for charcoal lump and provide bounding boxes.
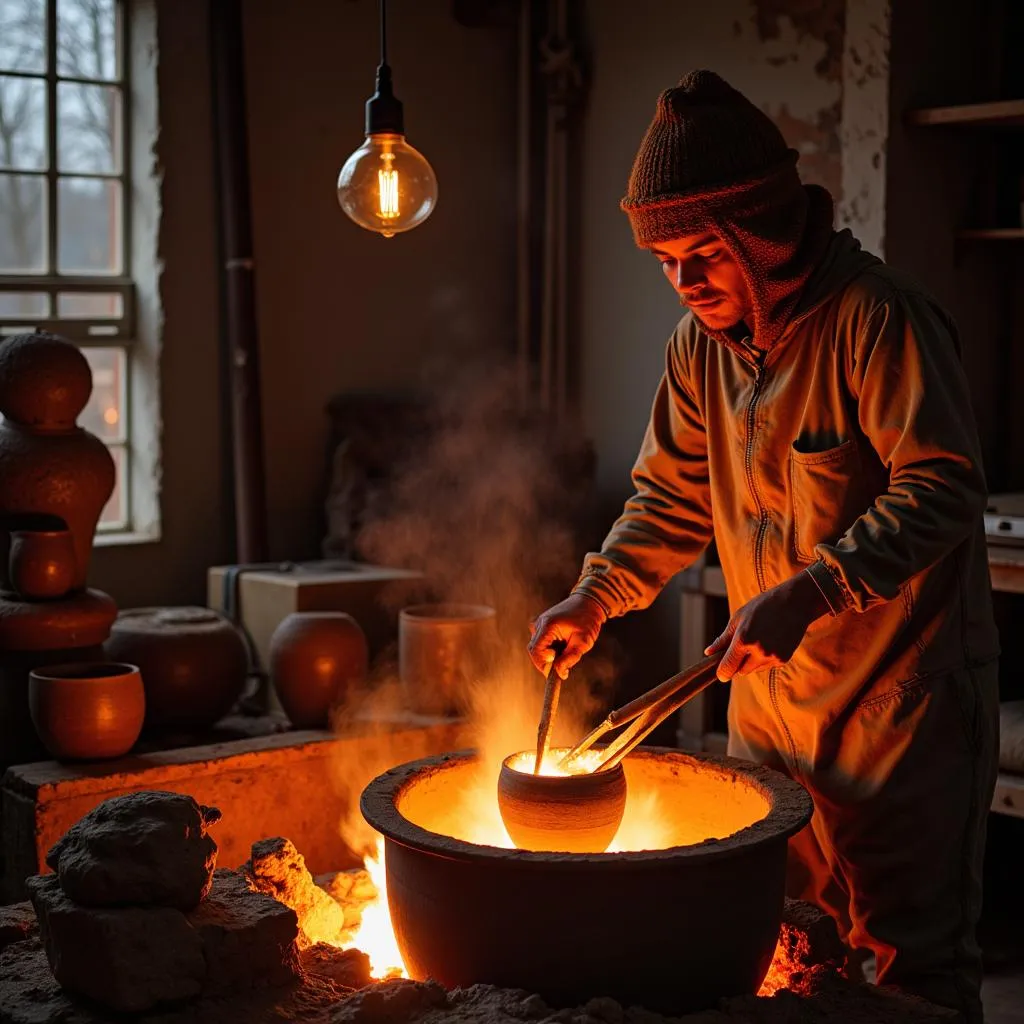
[45,790,221,911]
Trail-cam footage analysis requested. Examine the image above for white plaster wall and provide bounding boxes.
[91,0,229,606]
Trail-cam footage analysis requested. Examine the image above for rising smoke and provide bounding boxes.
[328,354,623,856]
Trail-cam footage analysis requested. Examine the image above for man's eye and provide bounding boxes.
[702,250,722,262]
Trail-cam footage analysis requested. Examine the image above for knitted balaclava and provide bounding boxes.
[622,70,834,350]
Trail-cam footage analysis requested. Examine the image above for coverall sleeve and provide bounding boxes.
[572,331,715,617]
[806,291,988,614]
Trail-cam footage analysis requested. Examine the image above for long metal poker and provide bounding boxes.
[534,639,567,775]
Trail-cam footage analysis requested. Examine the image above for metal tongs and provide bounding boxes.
[557,651,724,774]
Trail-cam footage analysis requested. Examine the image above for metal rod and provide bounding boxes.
[595,672,719,773]
[515,0,531,414]
[607,653,721,727]
[534,639,566,774]
[210,0,269,564]
[557,653,723,772]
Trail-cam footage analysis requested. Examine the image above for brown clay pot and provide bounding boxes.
[269,611,369,728]
[104,607,248,730]
[8,529,76,600]
[497,751,627,853]
[0,333,116,590]
[398,603,497,715]
[29,662,144,760]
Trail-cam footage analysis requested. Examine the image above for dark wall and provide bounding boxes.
[885,0,1015,489]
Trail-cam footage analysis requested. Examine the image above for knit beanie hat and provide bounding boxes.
[622,70,835,349]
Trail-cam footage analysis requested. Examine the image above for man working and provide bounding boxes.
[528,70,999,1022]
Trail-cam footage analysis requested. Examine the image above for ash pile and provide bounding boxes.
[0,790,960,1024]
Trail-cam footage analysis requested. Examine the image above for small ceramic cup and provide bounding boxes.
[29,662,145,761]
[9,529,77,600]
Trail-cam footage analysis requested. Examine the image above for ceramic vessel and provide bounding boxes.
[361,749,814,1014]
[269,611,369,728]
[104,607,249,730]
[29,662,144,760]
[497,751,627,853]
[8,529,76,601]
[0,333,116,591]
[398,603,496,715]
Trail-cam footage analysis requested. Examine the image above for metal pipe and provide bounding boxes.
[210,0,269,564]
[515,0,532,414]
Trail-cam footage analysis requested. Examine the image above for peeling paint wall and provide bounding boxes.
[837,0,890,256]
[751,0,846,201]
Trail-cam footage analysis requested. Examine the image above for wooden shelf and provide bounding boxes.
[957,228,1024,241]
[907,99,1024,128]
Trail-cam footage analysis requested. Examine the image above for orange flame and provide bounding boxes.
[340,838,406,978]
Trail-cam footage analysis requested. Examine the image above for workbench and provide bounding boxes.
[676,545,1024,820]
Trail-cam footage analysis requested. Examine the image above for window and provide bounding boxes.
[0,0,131,531]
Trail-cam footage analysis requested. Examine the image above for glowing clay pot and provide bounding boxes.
[497,751,626,853]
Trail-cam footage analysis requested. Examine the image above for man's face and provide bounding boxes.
[651,232,752,331]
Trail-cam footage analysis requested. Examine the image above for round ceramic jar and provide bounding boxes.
[104,607,249,730]
[268,611,369,728]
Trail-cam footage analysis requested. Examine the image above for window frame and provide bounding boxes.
[0,0,136,534]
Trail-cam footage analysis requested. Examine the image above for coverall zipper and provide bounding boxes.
[742,349,769,594]
[741,346,800,768]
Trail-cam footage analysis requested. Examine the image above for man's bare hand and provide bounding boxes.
[705,569,831,681]
[528,593,607,679]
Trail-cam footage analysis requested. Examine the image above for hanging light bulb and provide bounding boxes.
[337,0,438,238]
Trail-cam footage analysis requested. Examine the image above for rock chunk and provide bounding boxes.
[46,790,221,911]
[244,837,346,948]
[300,943,372,991]
[329,978,448,1022]
[26,873,205,1012]
[758,898,847,997]
[0,902,37,952]
[187,868,300,994]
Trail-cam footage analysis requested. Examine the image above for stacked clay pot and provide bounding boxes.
[0,333,120,767]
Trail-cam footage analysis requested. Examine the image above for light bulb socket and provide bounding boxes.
[365,64,405,135]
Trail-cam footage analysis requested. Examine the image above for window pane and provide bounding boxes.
[0,0,46,74]
[58,0,118,81]
[57,290,123,318]
[57,176,121,273]
[98,443,127,528]
[58,81,121,174]
[0,75,46,170]
[0,173,46,271]
[0,291,48,316]
[80,346,125,442]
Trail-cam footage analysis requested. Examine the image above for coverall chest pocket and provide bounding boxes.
[789,439,862,563]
